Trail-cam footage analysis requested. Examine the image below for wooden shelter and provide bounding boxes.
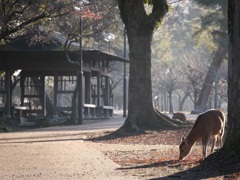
[0,50,128,122]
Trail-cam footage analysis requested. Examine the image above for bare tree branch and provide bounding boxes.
[0,0,72,41]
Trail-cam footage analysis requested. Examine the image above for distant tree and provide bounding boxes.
[151,1,217,113]
[194,0,228,111]
[183,59,207,109]
[160,68,179,114]
[196,47,227,111]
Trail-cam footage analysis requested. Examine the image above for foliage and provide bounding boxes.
[0,0,72,41]
[0,0,121,51]
[193,0,227,49]
[118,0,168,33]
[150,0,228,112]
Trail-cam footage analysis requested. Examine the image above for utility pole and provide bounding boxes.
[123,28,127,117]
[78,16,83,124]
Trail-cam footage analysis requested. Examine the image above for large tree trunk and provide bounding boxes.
[220,0,240,156]
[118,0,177,131]
[126,30,154,127]
[196,45,227,112]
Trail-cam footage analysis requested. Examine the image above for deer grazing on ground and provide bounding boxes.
[179,109,226,160]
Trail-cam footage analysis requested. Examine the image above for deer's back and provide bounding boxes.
[192,109,225,137]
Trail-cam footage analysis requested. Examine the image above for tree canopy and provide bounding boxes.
[0,0,72,41]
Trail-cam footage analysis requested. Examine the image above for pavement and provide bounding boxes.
[0,115,138,180]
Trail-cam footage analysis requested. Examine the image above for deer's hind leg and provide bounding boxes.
[210,135,217,154]
[218,134,222,148]
[202,136,210,158]
[218,128,224,148]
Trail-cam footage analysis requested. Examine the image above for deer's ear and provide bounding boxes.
[181,137,189,146]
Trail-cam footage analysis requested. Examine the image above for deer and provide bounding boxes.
[179,109,226,160]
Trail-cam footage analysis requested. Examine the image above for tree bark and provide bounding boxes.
[118,0,177,131]
[220,0,240,156]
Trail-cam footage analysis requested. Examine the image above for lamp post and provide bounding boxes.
[74,2,89,124]
[77,16,83,124]
[104,33,115,53]
[123,28,127,117]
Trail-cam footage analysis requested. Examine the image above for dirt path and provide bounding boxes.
[0,129,137,180]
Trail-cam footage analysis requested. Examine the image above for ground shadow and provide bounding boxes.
[0,137,85,144]
[87,121,193,143]
[0,132,85,144]
[86,130,146,142]
[120,153,240,180]
[149,161,240,180]
[117,159,180,170]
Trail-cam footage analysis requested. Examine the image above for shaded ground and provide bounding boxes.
[84,125,240,180]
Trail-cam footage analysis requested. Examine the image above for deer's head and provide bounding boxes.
[179,137,192,160]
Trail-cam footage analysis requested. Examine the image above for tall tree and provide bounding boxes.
[117,0,179,131]
[220,0,240,157]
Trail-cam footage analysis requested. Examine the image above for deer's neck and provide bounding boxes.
[186,127,201,147]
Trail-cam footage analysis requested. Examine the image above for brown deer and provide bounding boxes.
[179,109,225,160]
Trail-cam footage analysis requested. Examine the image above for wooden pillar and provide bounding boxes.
[40,76,46,116]
[53,71,58,117]
[5,70,11,118]
[105,76,110,106]
[97,72,101,106]
[20,75,25,106]
[85,72,91,104]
